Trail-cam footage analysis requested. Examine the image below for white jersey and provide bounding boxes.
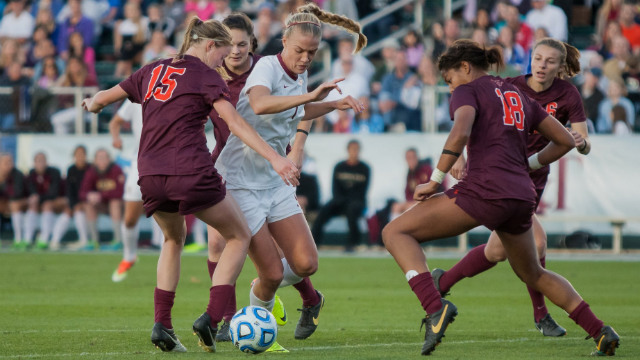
[217,55,308,190]
[116,99,143,157]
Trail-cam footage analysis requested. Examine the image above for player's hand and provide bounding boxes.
[309,78,344,102]
[82,97,102,114]
[87,192,101,204]
[335,95,365,114]
[413,181,439,202]
[112,136,123,150]
[450,156,466,180]
[287,148,304,169]
[570,130,585,150]
[272,156,300,187]
[28,194,39,207]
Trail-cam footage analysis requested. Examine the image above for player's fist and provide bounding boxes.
[413,181,439,201]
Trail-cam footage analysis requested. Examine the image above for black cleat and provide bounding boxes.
[431,269,449,297]
[421,299,458,356]
[215,320,231,342]
[295,290,325,340]
[535,313,567,337]
[192,312,217,352]
[151,322,187,352]
[590,326,620,356]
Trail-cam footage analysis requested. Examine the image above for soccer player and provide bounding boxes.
[382,40,619,356]
[82,17,298,353]
[432,38,591,337]
[63,145,92,250]
[0,153,28,249]
[216,2,366,343]
[109,98,165,282]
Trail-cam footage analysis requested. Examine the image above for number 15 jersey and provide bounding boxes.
[119,55,231,177]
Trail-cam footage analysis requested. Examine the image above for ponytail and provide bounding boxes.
[437,39,504,72]
[176,16,233,59]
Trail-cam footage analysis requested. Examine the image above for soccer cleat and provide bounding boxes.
[215,320,231,342]
[273,295,288,326]
[192,312,217,352]
[111,259,136,283]
[590,325,620,356]
[431,268,450,297]
[35,240,48,251]
[294,290,324,340]
[421,299,458,355]
[151,322,187,352]
[535,313,567,337]
[100,241,122,251]
[183,243,206,253]
[266,341,289,353]
[12,242,29,251]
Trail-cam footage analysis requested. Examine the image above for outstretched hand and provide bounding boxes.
[336,95,366,114]
[272,155,301,187]
[309,78,345,102]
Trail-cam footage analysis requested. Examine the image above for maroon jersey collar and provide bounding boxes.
[277,53,298,81]
[223,53,259,79]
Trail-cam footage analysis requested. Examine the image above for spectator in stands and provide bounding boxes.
[24,152,67,249]
[473,8,492,31]
[603,35,631,81]
[390,148,437,220]
[64,145,91,249]
[432,18,460,61]
[34,6,57,41]
[623,54,640,91]
[50,56,98,134]
[581,67,605,132]
[184,0,216,20]
[504,4,534,53]
[80,149,124,248]
[498,25,527,74]
[31,39,65,81]
[351,96,384,134]
[371,38,399,96]
[597,77,635,133]
[147,3,176,45]
[114,2,148,77]
[25,25,52,69]
[321,0,359,48]
[162,0,186,37]
[525,0,567,42]
[236,0,271,18]
[618,2,640,54]
[312,140,370,252]
[0,153,28,249]
[0,39,25,75]
[611,103,632,135]
[212,0,232,22]
[596,0,623,44]
[0,0,35,44]
[325,54,370,131]
[30,55,61,131]
[254,2,283,55]
[471,28,490,48]
[35,56,61,88]
[330,36,375,82]
[56,0,94,57]
[0,62,31,132]
[379,50,422,132]
[67,31,96,81]
[403,29,425,70]
[598,21,623,60]
[143,30,177,63]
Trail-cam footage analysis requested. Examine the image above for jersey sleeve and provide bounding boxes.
[525,96,549,131]
[119,64,150,104]
[201,69,232,105]
[243,58,276,93]
[449,85,478,121]
[565,85,587,124]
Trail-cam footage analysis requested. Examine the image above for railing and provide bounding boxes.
[0,86,99,135]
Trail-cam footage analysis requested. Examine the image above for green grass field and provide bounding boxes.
[0,252,638,359]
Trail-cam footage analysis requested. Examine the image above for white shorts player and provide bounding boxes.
[117,100,144,202]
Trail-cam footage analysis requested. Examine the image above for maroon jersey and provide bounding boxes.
[449,75,548,202]
[119,55,231,176]
[79,164,125,202]
[210,53,262,162]
[0,168,27,200]
[27,167,62,201]
[405,162,432,201]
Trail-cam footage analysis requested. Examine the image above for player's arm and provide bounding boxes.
[288,121,313,169]
[302,95,365,120]
[109,114,126,150]
[83,85,128,114]
[248,78,344,115]
[570,121,590,155]
[414,105,474,201]
[528,115,575,170]
[214,99,300,186]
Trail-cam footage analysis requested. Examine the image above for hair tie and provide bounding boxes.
[287,21,321,29]
[195,18,203,26]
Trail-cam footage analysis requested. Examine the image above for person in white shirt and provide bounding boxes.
[217,2,366,343]
[330,36,375,81]
[0,0,35,44]
[525,0,568,42]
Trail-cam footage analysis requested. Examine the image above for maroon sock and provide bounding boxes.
[206,284,235,326]
[569,301,604,339]
[408,272,443,314]
[154,287,175,329]
[293,277,320,307]
[222,283,237,322]
[528,256,548,322]
[207,260,217,279]
[439,244,496,293]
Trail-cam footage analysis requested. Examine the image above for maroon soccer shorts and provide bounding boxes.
[138,169,226,217]
[445,189,535,234]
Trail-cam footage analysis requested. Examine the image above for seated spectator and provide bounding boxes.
[580,67,605,132]
[212,0,232,22]
[0,39,25,75]
[352,97,384,134]
[596,0,623,44]
[597,77,635,132]
[143,30,177,63]
[498,26,527,74]
[0,62,31,132]
[25,25,52,69]
[253,2,282,55]
[525,0,567,42]
[379,51,422,132]
[34,6,58,42]
[619,2,640,54]
[603,35,632,81]
[0,0,35,45]
[163,0,186,33]
[64,145,92,249]
[79,149,124,247]
[312,140,370,252]
[66,31,96,81]
[321,0,358,47]
[403,29,425,70]
[50,57,98,134]
[56,0,94,58]
[24,152,68,249]
[389,148,434,218]
[30,39,65,81]
[114,2,149,77]
[611,103,632,135]
[432,18,460,61]
[371,39,399,96]
[0,153,28,248]
[326,54,370,131]
[236,0,270,18]
[597,21,623,60]
[330,36,375,82]
[147,3,176,45]
[472,8,492,31]
[184,0,216,21]
[503,4,534,53]
[471,28,490,48]
[30,56,61,130]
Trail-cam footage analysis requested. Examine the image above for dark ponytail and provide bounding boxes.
[437,39,504,73]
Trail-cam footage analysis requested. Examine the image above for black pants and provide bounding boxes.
[311,198,364,248]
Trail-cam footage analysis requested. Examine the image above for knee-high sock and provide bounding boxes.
[111,220,123,244]
[24,210,38,244]
[122,222,139,262]
[11,212,23,242]
[151,219,164,246]
[154,287,175,329]
[193,220,206,246]
[88,220,99,243]
[40,211,56,243]
[73,212,88,245]
[439,244,497,293]
[569,301,604,339]
[279,257,303,287]
[293,278,320,307]
[250,287,275,312]
[409,272,443,315]
[206,285,234,325]
[528,256,548,323]
[51,213,71,245]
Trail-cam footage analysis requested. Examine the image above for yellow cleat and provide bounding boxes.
[273,295,288,326]
[266,341,289,353]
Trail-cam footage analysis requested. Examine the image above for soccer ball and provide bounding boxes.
[229,306,278,354]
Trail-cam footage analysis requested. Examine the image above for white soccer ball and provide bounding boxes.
[229,305,278,354]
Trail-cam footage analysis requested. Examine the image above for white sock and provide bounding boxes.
[24,210,38,244]
[51,213,71,245]
[279,257,303,288]
[88,221,98,243]
[151,219,164,246]
[112,220,123,243]
[193,220,206,245]
[40,211,56,243]
[250,287,275,312]
[73,212,88,245]
[122,222,139,262]
[11,212,23,242]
